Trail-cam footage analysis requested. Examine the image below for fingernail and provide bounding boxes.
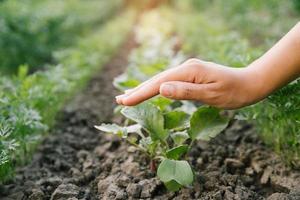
[115,94,127,104]
[115,96,122,104]
[161,84,175,97]
[116,94,126,99]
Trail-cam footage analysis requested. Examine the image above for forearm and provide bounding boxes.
[245,22,300,100]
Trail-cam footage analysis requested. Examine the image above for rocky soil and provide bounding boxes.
[0,34,300,200]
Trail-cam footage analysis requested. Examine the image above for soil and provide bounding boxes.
[1,33,300,200]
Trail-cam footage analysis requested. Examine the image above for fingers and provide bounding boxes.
[159,81,212,102]
[115,70,172,103]
[117,65,197,106]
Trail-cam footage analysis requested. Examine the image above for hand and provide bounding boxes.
[117,22,300,109]
[115,58,267,109]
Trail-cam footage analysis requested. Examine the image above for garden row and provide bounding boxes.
[96,8,230,192]
[0,9,135,182]
[0,0,123,74]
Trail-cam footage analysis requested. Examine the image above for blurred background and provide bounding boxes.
[0,0,299,182]
[1,0,300,74]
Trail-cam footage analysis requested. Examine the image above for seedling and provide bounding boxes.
[95,98,229,191]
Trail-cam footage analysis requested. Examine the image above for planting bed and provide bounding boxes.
[1,25,300,200]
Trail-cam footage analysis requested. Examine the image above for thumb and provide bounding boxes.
[159,81,210,101]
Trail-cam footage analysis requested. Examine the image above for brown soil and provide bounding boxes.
[0,33,300,200]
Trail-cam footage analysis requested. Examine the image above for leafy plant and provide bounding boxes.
[94,9,229,191]
[95,99,229,191]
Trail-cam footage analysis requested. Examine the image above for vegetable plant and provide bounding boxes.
[95,9,230,191]
[95,98,229,191]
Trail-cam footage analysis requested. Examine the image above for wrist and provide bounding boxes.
[239,64,271,105]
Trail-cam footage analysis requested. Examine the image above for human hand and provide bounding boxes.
[115,58,267,109]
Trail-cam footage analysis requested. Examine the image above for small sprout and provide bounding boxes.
[95,100,229,191]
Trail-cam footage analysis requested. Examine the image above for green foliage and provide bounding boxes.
[0,0,123,74]
[241,80,300,167]
[0,11,134,182]
[293,0,300,12]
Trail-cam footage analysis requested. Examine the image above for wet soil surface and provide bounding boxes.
[1,34,300,200]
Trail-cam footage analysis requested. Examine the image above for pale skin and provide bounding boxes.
[116,22,300,109]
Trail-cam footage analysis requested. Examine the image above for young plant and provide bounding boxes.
[95,98,229,191]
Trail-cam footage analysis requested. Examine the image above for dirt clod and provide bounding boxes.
[139,178,161,198]
[28,189,44,200]
[267,193,289,200]
[261,166,273,185]
[97,175,116,194]
[225,158,245,172]
[50,184,79,200]
[126,183,142,198]
[105,184,127,200]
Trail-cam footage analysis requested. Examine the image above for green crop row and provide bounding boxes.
[0,0,123,74]
[174,1,300,168]
[0,11,135,182]
[99,8,231,191]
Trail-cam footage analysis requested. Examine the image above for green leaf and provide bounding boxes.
[150,96,173,111]
[164,111,189,130]
[94,123,142,139]
[157,159,194,190]
[139,61,168,76]
[126,124,142,133]
[188,107,229,141]
[139,136,153,148]
[171,131,190,145]
[139,136,158,155]
[164,180,182,191]
[121,102,168,141]
[113,74,140,91]
[17,65,29,80]
[166,145,188,160]
[94,123,127,138]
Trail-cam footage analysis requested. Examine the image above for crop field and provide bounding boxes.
[0,0,299,199]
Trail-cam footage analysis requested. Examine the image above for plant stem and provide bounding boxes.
[188,139,195,150]
[125,138,151,157]
[150,159,157,172]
